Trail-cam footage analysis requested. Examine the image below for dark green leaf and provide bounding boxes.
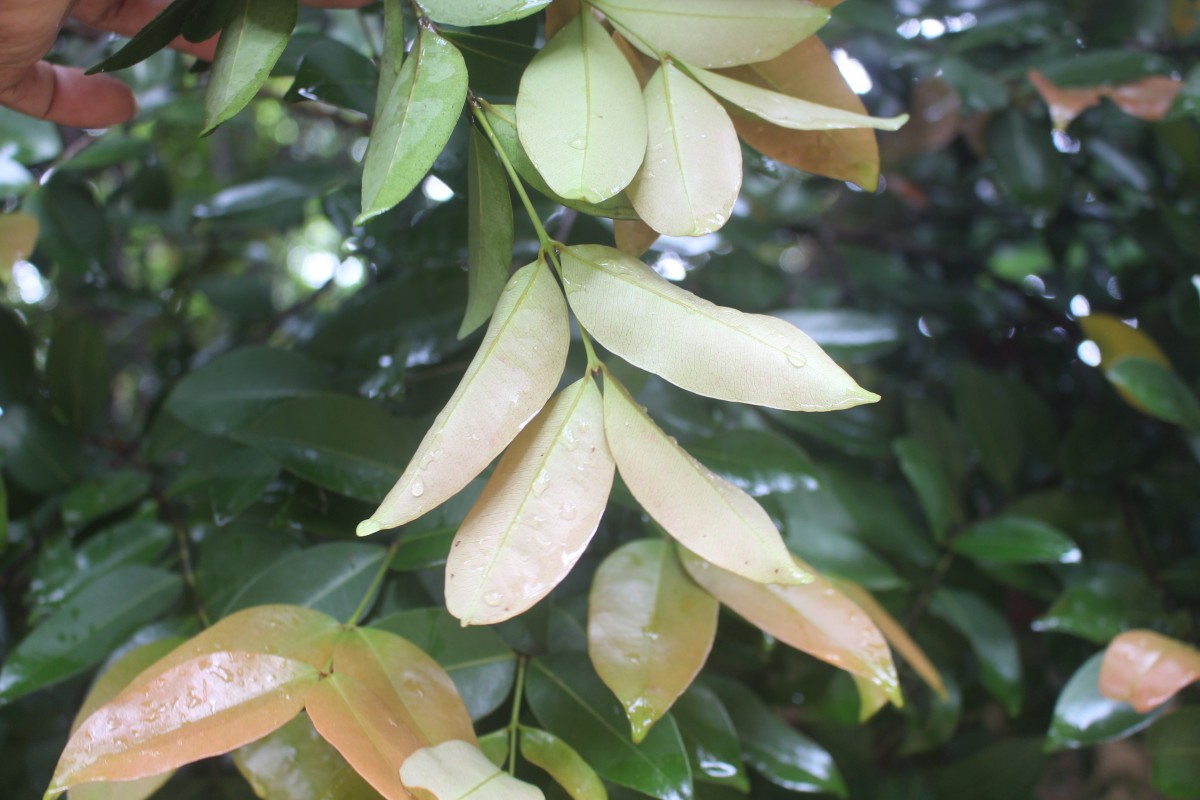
[194,521,302,614]
[443,32,536,98]
[25,174,110,274]
[985,109,1065,216]
[203,0,299,133]
[372,607,516,721]
[1046,653,1164,751]
[285,38,378,115]
[183,0,235,43]
[705,676,846,796]
[953,364,1025,492]
[1106,356,1200,431]
[932,739,1045,800]
[221,542,386,620]
[0,406,84,494]
[673,682,750,792]
[459,126,514,339]
[952,515,1081,565]
[894,435,961,542]
[1033,570,1173,643]
[168,441,281,522]
[930,589,1023,715]
[193,176,310,221]
[1147,707,1200,798]
[61,470,150,528]
[230,394,419,503]
[689,428,819,498]
[45,318,111,431]
[89,0,199,73]
[0,565,183,702]
[389,479,484,571]
[0,306,35,405]
[525,652,693,800]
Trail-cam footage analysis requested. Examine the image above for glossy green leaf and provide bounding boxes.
[164,347,330,436]
[481,104,640,219]
[589,539,717,743]
[460,126,515,339]
[359,259,569,534]
[591,0,829,68]
[566,246,878,410]
[893,435,961,542]
[689,64,907,131]
[603,372,807,585]
[376,0,405,107]
[235,715,382,800]
[203,0,298,134]
[359,27,467,222]
[419,0,551,27]
[168,441,280,522]
[1147,707,1200,799]
[952,515,1081,565]
[221,542,386,620]
[46,318,111,431]
[88,0,198,74]
[930,589,1022,716]
[1046,653,1163,751]
[49,652,317,794]
[182,0,234,43]
[373,608,517,721]
[628,63,741,236]
[401,739,544,799]
[1032,571,1171,643]
[33,520,173,614]
[194,525,301,615]
[447,378,614,625]
[516,12,647,203]
[705,676,846,796]
[285,38,379,115]
[61,470,151,528]
[671,683,750,792]
[520,727,606,800]
[0,566,182,703]
[1106,356,1200,431]
[525,652,693,800]
[231,394,420,503]
[688,429,818,497]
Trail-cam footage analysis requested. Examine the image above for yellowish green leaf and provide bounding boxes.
[203,0,297,134]
[853,674,890,722]
[359,258,570,534]
[602,371,807,585]
[613,219,658,258]
[234,715,383,800]
[401,740,545,799]
[460,126,515,339]
[0,212,38,272]
[516,13,647,203]
[591,0,829,68]
[562,245,879,410]
[446,378,614,625]
[1079,313,1170,369]
[1099,630,1200,713]
[587,539,717,743]
[49,652,317,795]
[628,62,742,236]
[418,0,552,26]
[520,727,607,800]
[679,547,901,705]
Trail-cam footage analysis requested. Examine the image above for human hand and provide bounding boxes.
[0,0,371,128]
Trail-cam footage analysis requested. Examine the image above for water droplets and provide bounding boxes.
[531,469,551,498]
[411,478,426,498]
[482,591,504,608]
[567,136,587,150]
[784,347,807,368]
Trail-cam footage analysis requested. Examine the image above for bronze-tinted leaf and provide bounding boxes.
[588,539,717,742]
[446,378,614,625]
[1099,630,1200,713]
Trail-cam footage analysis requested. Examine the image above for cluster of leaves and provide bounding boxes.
[2,0,1200,798]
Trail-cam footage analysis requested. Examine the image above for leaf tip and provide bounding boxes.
[881,113,910,131]
[356,518,384,537]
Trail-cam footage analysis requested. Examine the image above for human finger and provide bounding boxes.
[0,61,137,127]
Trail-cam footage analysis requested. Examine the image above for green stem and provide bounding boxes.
[470,98,553,250]
[507,655,529,775]
[348,534,403,626]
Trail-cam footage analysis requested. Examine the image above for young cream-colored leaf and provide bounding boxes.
[723,37,882,189]
[679,547,902,705]
[613,219,658,258]
[562,245,879,410]
[360,27,468,223]
[459,126,515,339]
[418,0,552,27]
[516,13,647,203]
[359,258,570,534]
[628,63,742,236]
[401,740,545,799]
[602,372,808,585]
[689,64,908,132]
[1099,630,1200,713]
[446,378,614,626]
[591,0,829,68]
[49,652,317,795]
[520,727,607,800]
[234,715,382,800]
[203,0,297,134]
[588,539,717,743]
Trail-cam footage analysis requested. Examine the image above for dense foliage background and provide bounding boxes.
[2,0,1199,798]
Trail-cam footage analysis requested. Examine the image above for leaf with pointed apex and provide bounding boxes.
[929,589,1022,716]
[520,727,606,800]
[722,37,882,189]
[360,259,569,534]
[203,0,298,134]
[1047,652,1164,751]
[49,652,317,794]
[564,245,877,410]
[516,13,646,203]
[460,127,515,339]
[87,0,198,74]
[591,0,829,68]
[628,63,741,236]
[952,515,1082,565]
[234,715,382,800]
[671,683,749,792]
[588,539,717,743]
[1106,356,1200,431]
[603,372,807,585]
[1099,630,1200,713]
[680,549,901,705]
[447,378,614,625]
[359,27,467,222]
[418,0,552,26]
[402,740,545,799]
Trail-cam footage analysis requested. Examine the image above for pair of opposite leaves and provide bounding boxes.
[515,1,907,236]
[46,605,541,800]
[356,244,879,626]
